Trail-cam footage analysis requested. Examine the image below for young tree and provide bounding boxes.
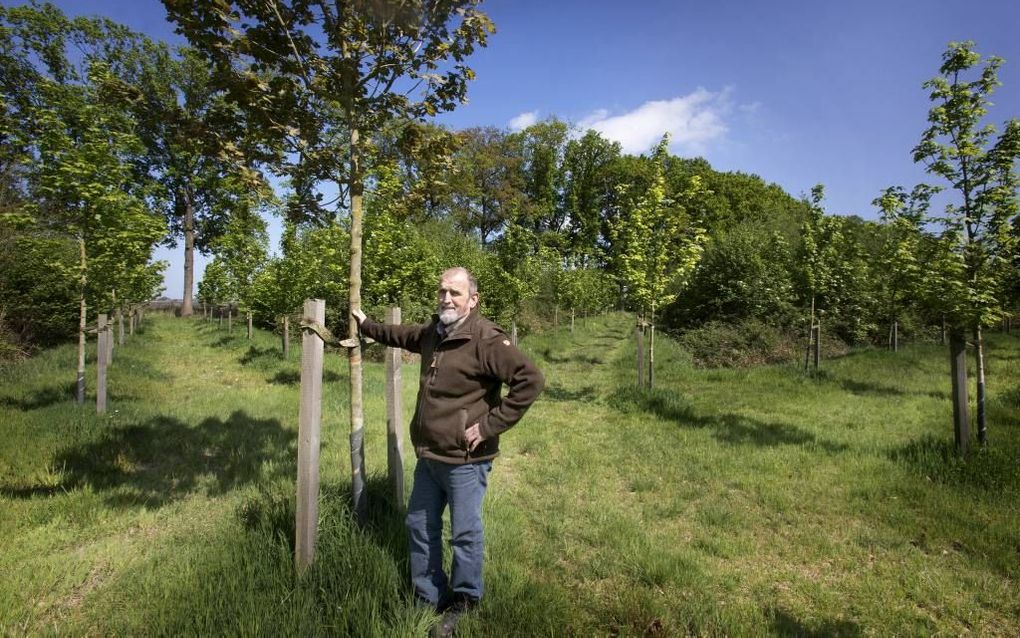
[611,135,706,387]
[166,0,494,519]
[912,41,1020,448]
[872,184,938,350]
[1,5,166,401]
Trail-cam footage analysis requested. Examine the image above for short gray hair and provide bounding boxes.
[441,266,478,295]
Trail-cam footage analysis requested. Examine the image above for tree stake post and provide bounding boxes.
[385,307,405,509]
[949,328,970,454]
[295,299,325,572]
[96,313,108,415]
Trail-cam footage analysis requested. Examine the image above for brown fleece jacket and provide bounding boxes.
[359,309,544,464]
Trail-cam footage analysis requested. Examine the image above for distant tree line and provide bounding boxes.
[1,5,1017,388]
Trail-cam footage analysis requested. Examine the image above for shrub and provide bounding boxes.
[676,318,848,368]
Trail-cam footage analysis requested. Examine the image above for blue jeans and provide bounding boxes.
[406,458,492,608]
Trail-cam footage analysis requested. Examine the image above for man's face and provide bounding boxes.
[437,272,478,325]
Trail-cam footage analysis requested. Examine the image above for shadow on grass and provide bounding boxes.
[0,381,76,410]
[268,369,344,386]
[540,348,604,365]
[1,411,296,508]
[239,345,282,365]
[890,434,1020,492]
[839,378,949,401]
[609,386,848,453]
[544,383,598,402]
[768,607,861,637]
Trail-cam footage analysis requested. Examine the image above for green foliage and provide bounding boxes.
[913,40,1020,330]
[676,319,817,368]
[1,3,167,321]
[0,222,79,348]
[668,224,796,328]
[164,0,495,225]
[207,206,269,310]
[610,135,706,319]
[361,163,441,320]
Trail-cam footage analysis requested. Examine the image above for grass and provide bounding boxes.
[1,311,1018,636]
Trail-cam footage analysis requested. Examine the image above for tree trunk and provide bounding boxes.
[180,188,195,317]
[974,325,987,446]
[348,127,367,524]
[949,327,970,454]
[804,295,815,371]
[76,237,87,405]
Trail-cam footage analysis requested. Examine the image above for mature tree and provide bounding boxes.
[561,129,621,265]
[913,40,1020,447]
[669,224,795,328]
[511,118,569,234]
[113,41,270,317]
[449,126,525,245]
[165,0,494,518]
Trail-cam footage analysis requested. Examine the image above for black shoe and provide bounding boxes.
[431,595,478,638]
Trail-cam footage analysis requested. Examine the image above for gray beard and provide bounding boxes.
[438,309,461,325]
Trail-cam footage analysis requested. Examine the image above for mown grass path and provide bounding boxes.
[2,313,1018,636]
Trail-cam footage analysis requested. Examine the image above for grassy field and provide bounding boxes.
[1,312,1018,636]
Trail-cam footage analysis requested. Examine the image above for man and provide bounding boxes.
[352,266,544,635]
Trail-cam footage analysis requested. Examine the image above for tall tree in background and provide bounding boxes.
[117,42,269,317]
[449,126,524,245]
[561,129,621,266]
[913,40,1020,448]
[165,0,494,519]
[512,118,569,237]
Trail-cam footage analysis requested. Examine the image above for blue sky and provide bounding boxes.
[26,0,1020,298]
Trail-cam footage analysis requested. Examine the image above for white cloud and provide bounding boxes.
[577,88,733,156]
[508,110,539,131]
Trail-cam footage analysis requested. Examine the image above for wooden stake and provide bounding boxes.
[295,299,325,571]
[635,320,645,389]
[385,307,405,509]
[247,312,253,340]
[648,322,655,389]
[949,327,970,454]
[813,323,821,370]
[97,314,108,415]
[107,311,114,364]
[283,315,290,358]
[117,308,124,346]
[511,320,518,346]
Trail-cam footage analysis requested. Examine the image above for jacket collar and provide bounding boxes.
[434,309,479,342]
